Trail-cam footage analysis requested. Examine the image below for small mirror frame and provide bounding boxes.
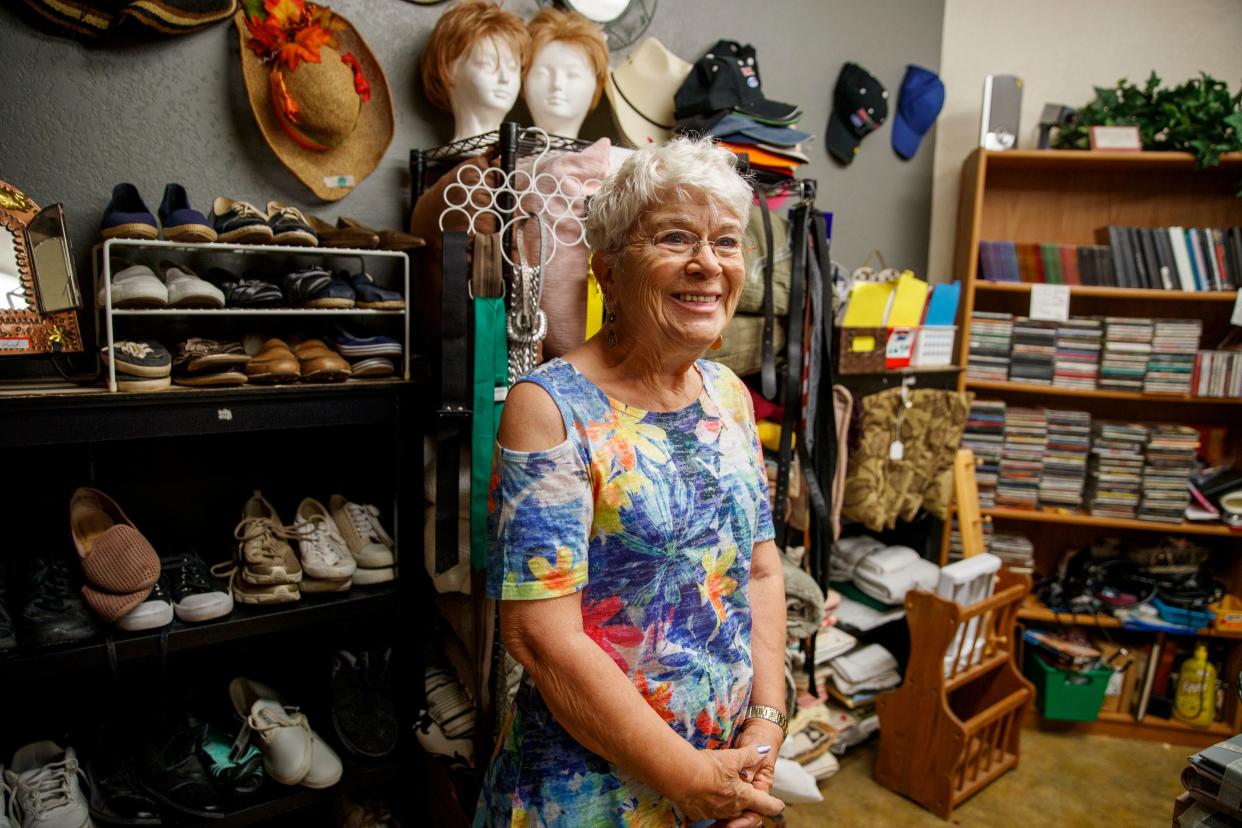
[0,180,84,356]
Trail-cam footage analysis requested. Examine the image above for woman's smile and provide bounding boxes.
[669,292,722,312]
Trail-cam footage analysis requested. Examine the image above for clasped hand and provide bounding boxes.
[672,736,785,827]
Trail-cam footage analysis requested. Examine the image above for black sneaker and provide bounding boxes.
[116,575,174,633]
[209,197,273,245]
[139,721,224,819]
[162,549,233,623]
[205,267,284,308]
[19,557,97,647]
[0,561,16,651]
[282,267,332,306]
[87,748,161,825]
[331,648,398,760]
[265,202,318,247]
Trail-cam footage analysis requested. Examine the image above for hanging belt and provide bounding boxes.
[758,193,778,401]
[470,233,508,571]
[806,210,837,589]
[773,204,809,550]
[436,230,470,575]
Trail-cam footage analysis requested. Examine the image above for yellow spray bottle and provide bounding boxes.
[1173,644,1217,728]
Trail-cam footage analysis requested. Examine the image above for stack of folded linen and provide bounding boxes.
[830,644,901,697]
[853,545,940,606]
[829,535,885,582]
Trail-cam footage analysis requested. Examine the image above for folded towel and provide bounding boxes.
[832,535,885,579]
[814,626,858,665]
[855,544,919,577]
[832,669,902,697]
[784,558,826,638]
[854,557,940,605]
[831,643,898,684]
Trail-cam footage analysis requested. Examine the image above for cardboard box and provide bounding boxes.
[1094,640,1138,714]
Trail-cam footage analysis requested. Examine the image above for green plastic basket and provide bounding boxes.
[1024,650,1113,722]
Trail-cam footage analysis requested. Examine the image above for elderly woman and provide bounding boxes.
[475,137,787,827]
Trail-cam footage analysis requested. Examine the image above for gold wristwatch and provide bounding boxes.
[744,704,788,737]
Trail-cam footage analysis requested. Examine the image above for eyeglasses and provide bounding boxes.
[644,229,752,260]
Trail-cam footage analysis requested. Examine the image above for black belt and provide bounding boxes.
[773,204,808,550]
[758,194,777,401]
[435,230,470,574]
[806,210,837,588]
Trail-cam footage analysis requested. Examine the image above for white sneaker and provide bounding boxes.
[97,263,167,309]
[0,765,12,828]
[229,678,342,789]
[159,261,225,309]
[294,498,356,580]
[329,496,395,569]
[5,742,92,828]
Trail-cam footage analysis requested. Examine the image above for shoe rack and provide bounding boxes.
[93,238,412,392]
[0,369,427,825]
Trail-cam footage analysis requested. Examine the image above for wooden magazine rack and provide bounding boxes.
[874,568,1035,820]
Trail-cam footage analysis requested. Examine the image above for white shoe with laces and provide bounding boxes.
[0,765,12,828]
[229,678,342,790]
[329,496,395,569]
[294,498,356,581]
[5,742,92,828]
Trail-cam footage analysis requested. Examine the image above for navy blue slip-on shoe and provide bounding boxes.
[159,184,217,243]
[283,267,333,305]
[204,267,284,308]
[305,272,356,308]
[209,197,274,244]
[100,183,159,240]
[348,273,405,310]
[266,201,318,247]
[332,325,402,358]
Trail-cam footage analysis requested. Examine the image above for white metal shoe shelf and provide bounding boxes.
[94,238,412,391]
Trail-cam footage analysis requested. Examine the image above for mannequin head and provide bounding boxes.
[420,0,530,141]
[523,8,608,139]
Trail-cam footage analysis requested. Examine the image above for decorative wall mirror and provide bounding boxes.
[535,0,656,50]
[0,180,84,355]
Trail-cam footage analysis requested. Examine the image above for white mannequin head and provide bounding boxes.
[419,0,529,141]
[449,35,521,141]
[524,40,596,138]
[523,8,608,139]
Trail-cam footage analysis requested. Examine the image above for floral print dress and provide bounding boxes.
[475,357,774,827]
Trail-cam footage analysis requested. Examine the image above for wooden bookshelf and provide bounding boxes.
[983,506,1236,537]
[954,148,1242,747]
[1017,599,1242,640]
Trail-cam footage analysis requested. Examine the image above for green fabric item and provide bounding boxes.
[471,297,508,570]
[831,580,893,612]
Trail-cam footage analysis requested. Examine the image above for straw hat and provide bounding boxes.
[235,5,394,201]
[604,37,692,148]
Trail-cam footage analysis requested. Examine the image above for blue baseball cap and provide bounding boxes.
[892,65,945,160]
[710,113,812,146]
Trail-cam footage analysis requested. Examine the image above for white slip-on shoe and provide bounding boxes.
[97,263,167,309]
[294,498,356,581]
[160,261,225,309]
[329,496,395,569]
[6,741,92,828]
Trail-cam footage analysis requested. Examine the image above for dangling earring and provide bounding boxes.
[710,334,724,351]
[606,305,618,347]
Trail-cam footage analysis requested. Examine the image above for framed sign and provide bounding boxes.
[1089,126,1142,152]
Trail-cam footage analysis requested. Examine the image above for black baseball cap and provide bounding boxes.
[826,62,889,165]
[674,40,802,126]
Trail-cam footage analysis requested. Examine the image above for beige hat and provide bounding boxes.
[235,6,394,202]
[604,37,691,148]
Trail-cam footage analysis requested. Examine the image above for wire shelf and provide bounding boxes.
[418,128,595,164]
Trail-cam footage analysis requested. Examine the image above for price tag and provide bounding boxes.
[1030,284,1070,322]
[1232,291,1242,327]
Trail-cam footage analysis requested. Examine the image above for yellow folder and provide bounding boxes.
[841,281,896,328]
[886,271,930,328]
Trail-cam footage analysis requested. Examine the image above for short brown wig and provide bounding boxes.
[524,8,608,110]
[420,0,531,112]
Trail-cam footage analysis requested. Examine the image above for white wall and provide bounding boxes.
[927,0,1242,283]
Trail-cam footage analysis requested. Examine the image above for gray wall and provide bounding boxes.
[0,0,943,290]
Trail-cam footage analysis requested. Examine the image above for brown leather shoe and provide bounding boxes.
[293,339,351,383]
[307,214,379,250]
[337,217,425,251]
[247,338,300,384]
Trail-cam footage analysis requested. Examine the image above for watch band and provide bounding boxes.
[745,704,788,736]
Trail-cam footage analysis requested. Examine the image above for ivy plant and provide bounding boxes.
[1053,71,1242,169]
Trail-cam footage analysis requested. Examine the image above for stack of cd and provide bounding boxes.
[1098,317,1153,392]
[989,533,1036,574]
[1008,317,1057,385]
[997,406,1047,510]
[1053,318,1103,390]
[1086,421,1148,519]
[1143,319,1202,395]
[949,516,996,561]
[1039,408,1092,509]
[1139,425,1199,523]
[967,312,1014,382]
[962,399,1006,508]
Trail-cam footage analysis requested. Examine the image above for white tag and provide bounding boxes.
[889,440,904,461]
[1030,284,1070,321]
[1232,291,1242,326]
[493,387,508,402]
[323,174,356,189]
